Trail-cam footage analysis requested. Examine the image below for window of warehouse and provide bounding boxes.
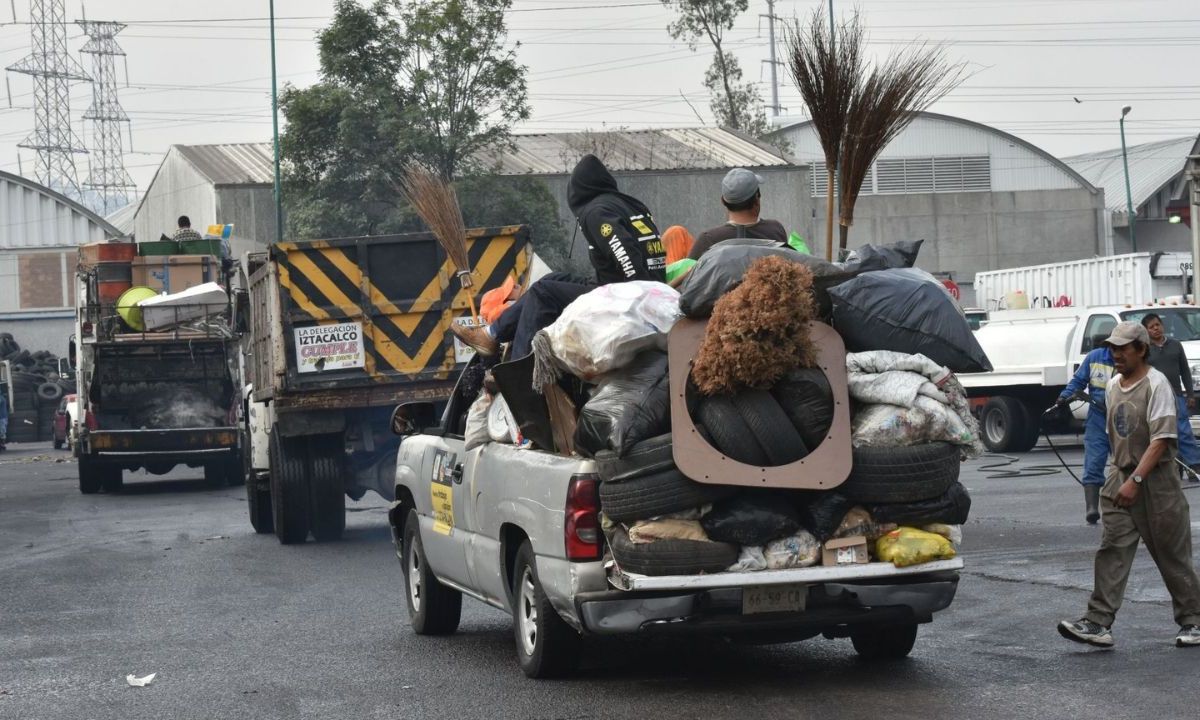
[811,156,991,196]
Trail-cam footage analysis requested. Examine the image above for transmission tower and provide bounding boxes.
[78,20,135,213]
[5,0,90,197]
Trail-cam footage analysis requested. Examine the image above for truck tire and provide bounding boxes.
[36,382,62,402]
[729,390,808,465]
[403,509,461,635]
[850,623,919,660]
[101,467,123,493]
[269,429,310,544]
[245,439,273,534]
[203,462,226,489]
[599,468,738,523]
[78,456,102,494]
[511,540,581,678]
[607,526,738,576]
[593,433,674,483]
[842,443,960,503]
[1016,401,1043,452]
[307,435,346,542]
[696,396,769,466]
[981,397,1031,453]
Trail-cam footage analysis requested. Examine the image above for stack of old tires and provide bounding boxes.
[1,333,75,444]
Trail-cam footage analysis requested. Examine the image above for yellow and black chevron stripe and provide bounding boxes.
[276,226,530,381]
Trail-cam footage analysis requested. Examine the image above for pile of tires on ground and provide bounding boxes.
[534,240,990,576]
[1,333,75,444]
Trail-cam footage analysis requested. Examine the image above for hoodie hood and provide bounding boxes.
[567,154,649,217]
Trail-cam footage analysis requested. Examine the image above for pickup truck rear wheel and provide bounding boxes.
[512,541,581,678]
[269,429,310,544]
[850,623,919,660]
[308,435,346,542]
[403,509,461,635]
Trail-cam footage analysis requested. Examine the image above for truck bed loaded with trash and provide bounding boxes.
[389,239,989,678]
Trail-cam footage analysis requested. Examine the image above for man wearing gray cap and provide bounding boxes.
[1058,321,1200,649]
[687,168,788,260]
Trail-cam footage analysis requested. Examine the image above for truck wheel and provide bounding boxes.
[403,509,461,635]
[245,441,273,534]
[203,463,226,489]
[842,443,960,504]
[307,435,346,542]
[78,457,102,494]
[101,467,123,493]
[850,623,919,660]
[1016,402,1043,452]
[511,541,581,678]
[981,397,1028,453]
[269,429,310,544]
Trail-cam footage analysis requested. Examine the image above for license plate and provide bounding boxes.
[742,584,808,615]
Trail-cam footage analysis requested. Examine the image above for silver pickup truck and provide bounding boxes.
[387,361,963,679]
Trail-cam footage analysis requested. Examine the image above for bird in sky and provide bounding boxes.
[1073,97,1083,103]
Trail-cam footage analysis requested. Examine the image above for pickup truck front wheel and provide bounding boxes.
[403,510,461,635]
[850,623,918,660]
[512,541,581,679]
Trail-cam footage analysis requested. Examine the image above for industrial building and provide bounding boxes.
[1064,134,1200,255]
[770,111,1107,304]
[0,170,122,356]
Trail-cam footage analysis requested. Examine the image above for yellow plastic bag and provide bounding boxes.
[876,527,956,568]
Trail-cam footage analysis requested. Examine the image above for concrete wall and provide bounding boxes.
[1112,219,1194,256]
[216,185,277,252]
[133,151,217,244]
[530,166,816,259]
[0,315,73,358]
[816,188,1105,283]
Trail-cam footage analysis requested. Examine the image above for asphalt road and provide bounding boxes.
[3,438,1200,720]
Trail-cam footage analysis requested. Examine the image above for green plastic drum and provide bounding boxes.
[116,286,159,331]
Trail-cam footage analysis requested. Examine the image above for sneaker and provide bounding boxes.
[1176,625,1200,647]
[450,323,498,357]
[1058,618,1114,648]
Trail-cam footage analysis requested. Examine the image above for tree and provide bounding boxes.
[662,1,768,137]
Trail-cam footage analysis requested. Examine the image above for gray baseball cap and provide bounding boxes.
[721,168,764,204]
[1104,321,1150,347]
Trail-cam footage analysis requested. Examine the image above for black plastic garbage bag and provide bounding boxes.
[844,239,923,273]
[795,491,854,542]
[701,491,803,546]
[771,368,834,450]
[829,269,992,373]
[575,351,671,458]
[869,482,972,526]
[678,244,854,319]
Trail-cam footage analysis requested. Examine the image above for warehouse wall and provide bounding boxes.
[0,316,73,358]
[1112,220,1194,256]
[133,152,217,244]
[216,185,277,250]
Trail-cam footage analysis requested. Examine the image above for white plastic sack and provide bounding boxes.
[487,394,517,444]
[852,400,978,452]
[726,546,767,572]
[464,393,493,451]
[541,282,680,380]
[764,530,821,569]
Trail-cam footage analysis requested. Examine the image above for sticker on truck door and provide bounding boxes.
[294,322,365,373]
[430,450,454,535]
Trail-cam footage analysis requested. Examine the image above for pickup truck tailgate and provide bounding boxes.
[609,558,964,591]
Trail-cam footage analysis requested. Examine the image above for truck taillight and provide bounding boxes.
[565,473,601,562]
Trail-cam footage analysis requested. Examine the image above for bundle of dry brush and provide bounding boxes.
[691,256,818,396]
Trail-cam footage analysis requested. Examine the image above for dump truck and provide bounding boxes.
[242,226,533,544]
[71,253,243,493]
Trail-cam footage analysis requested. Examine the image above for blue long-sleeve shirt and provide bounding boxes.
[1059,347,1115,413]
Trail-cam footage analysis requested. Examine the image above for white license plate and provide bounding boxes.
[742,584,808,615]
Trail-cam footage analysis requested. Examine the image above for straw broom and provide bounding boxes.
[396,162,480,324]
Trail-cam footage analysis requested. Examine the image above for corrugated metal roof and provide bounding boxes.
[1063,135,1199,212]
[0,171,122,248]
[174,142,275,186]
[104,202,137,233]
[491,127,792,174]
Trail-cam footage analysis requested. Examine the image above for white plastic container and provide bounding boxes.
[138,282,227,330]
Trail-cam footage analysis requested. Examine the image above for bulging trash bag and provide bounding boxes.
[869,482,972,526]
[464,392,493,451]
[843,239,923,273]
[796,491,854,543]
[876,527,956,567]
[764,529,821,569]
[701,492,802,546]
[678,244,854,319]
[541,281,679,380]
[574,352,671,458]
[829,270,992,373]
[487,394,518,444]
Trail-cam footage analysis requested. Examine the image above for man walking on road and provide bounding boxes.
[1058,321,1200,649]
[1057,344,1115,524]
[1141,313,1200,481]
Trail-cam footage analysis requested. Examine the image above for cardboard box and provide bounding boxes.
[132,255,220,294]
[79,241,136,267]
[822,536,870,566]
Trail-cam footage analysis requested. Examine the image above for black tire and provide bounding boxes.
[269,429,310,544]
[78,456,102,494]
[36,382,62,402]
[1016,401,1042,452]
[245,437,273,534]
[203,462,226,489]
[511,541,581,678]
[608,526,738,576]
[593,433,674,483]
[101,467,123,493]
[403,509,461,635]
[842,443,960,503]
[730,390,807,465]
[850,623,919,660]
[697,395,769,466]
[771,368,835,450]
[980,396,1030,453]
[307,435,346,542]
[599,467,738,523]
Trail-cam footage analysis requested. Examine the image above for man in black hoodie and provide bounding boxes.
[451,155,665,359]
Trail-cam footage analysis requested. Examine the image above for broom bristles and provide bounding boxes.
[397,163,471,282]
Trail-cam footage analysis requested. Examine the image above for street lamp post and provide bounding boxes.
[269,0,283,245]
[1120,105,1136,252]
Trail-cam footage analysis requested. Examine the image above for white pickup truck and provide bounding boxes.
[961,304,1200,452]
[386,358,963,678]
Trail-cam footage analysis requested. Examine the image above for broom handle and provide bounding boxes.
[457,270,481,325]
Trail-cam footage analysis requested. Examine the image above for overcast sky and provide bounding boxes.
[1,0,1197,199]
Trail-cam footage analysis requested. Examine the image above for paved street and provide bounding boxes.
[3,439,1200,720]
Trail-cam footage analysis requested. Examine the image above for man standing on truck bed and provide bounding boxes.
[1141,313,1200,481]
[1057,344,1115,524]
[1058,321,1200,649]
[173,215,202,244]
[687,168,788,260]
[451,154,666,358]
